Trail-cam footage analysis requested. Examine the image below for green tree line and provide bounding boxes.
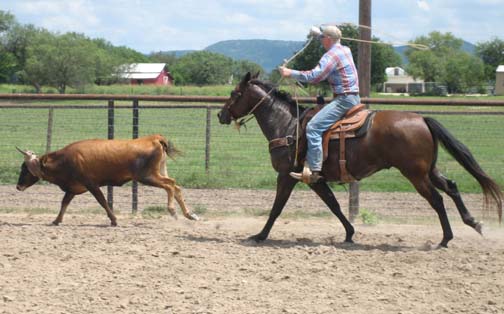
[1,10,503,94]
[406,31,504,93]
[0,10,263,93]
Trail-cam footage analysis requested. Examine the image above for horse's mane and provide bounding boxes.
[250,79,308,115]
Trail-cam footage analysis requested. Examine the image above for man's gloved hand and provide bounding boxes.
[278,66,292,78]
[309,25,322,38]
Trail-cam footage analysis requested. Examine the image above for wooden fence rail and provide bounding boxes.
[2,93,504,217]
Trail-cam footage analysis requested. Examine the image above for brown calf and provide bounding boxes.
[16,134,198,226]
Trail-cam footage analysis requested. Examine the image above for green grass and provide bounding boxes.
[0,83,235,96]
[1,84,503,193]
[359,208,379,225]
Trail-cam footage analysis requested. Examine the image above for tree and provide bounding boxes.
[406,50,445,82]
[92,38,149,85]
[23,32,98,93]
[406,31,487,93]
[0,10,15,32]
[232,60,264,83]
[171,51,234,85]
[0,10,18,82]
[476,38,504,82]
[445,52,485,93]
[148,51,178,68]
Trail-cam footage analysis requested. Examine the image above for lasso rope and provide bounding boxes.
[326,22,430,50]
[234,22,428,149]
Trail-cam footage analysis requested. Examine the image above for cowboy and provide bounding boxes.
[279,25,360,183]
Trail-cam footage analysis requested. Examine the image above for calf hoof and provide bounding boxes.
[169,212,179,220]
[52,220,60,226]
[185,212,200,221]
[111,220,118,227]
[168,207,178,219]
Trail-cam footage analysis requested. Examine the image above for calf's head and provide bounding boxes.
[16,147,41,191]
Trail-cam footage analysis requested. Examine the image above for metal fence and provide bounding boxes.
[1,94,503,222]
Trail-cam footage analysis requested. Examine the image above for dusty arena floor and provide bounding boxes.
[1,187,504,314]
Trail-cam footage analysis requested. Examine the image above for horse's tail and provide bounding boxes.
[424,117,502,222]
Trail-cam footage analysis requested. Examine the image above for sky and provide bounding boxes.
[2,0,504,53]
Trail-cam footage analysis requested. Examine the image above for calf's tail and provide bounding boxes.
[159,136,182,160]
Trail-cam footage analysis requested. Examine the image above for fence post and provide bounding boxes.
[107,100,114,210]
[46,107,54,154]
[349,0,372,222]
[132,99,139,213]
[205,106,212,174]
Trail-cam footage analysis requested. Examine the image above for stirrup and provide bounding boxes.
[289,164,323,184]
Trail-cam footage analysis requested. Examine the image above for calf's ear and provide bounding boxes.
[26,158,43,177]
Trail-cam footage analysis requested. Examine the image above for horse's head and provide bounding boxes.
[217,71,261,125]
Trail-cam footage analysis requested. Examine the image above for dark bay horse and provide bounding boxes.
[217,72,502,247]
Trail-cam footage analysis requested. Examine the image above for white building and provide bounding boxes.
[495,65,504,95]
[383,67,425,94]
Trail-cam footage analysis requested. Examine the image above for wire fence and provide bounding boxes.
[1,94,503,223]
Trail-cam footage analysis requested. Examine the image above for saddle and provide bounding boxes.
[299,103,374,183]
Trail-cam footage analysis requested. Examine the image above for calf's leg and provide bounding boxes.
[87,185,117,226]
[140,175,198,220]
[53,192,75,225]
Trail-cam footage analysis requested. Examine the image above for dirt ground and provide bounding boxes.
[1,186,504,314]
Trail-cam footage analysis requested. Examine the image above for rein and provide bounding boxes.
[234,86,277,129]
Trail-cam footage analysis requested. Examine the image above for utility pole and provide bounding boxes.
[349,0,371,222]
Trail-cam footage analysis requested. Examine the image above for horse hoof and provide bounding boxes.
[246,234,266,243]
[475,222,484,235]
[111,221,118,227]
[52,221,60,226]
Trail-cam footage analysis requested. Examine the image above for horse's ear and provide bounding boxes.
[252,71,260,79]
[240,72,252,87]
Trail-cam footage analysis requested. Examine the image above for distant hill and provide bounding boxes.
[162,39,476,71]
[167,50,195,57]
[161,40,305,72]
[205,40,304,72]
[393,40,476,64]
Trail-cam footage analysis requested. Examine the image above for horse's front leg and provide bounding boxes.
[309,181,355,243]
[248,173,298,242]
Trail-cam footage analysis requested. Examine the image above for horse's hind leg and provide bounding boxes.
[430,168,482,234]
[409,175,453,247]
[310,181,354,243]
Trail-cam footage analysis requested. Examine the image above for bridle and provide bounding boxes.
[224,82,276,129]
[223,81,302,167]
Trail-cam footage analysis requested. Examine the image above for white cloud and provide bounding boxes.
[16,0,99,33]
[417,0,430,11]
[224,13,255,25]
[3,0,504,52]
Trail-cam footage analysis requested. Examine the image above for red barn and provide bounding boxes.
[119,63,174,85]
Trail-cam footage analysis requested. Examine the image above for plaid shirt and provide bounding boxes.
[290,43,359,95]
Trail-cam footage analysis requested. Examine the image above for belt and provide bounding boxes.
[333,92,359,97]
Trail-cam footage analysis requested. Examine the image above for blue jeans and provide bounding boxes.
[306,94,360,171]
